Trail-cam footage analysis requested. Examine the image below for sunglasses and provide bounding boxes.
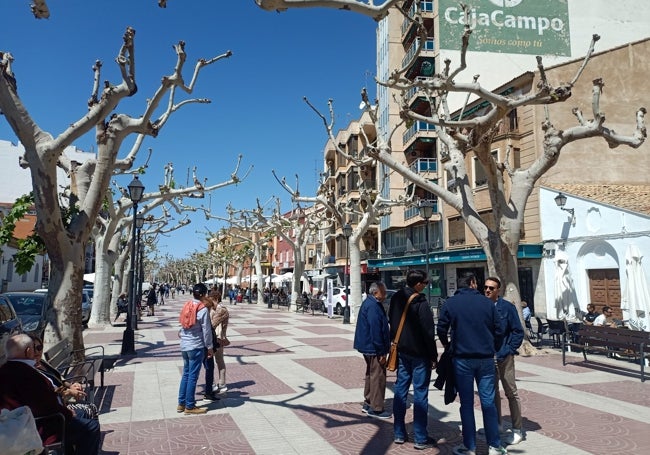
[484,285,497,291]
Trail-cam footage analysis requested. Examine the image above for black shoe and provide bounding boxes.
[414,437,438,450]
[203,393,220,401]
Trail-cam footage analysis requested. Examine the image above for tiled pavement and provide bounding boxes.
[84,296,650,454]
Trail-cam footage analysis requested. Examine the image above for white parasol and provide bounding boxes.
[621,244,650,331]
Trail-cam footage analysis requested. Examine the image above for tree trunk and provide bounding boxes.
[349,235,362,324]
[43,243,86,356]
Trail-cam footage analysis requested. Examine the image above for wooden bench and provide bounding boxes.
[44,339,111,402]
[561,325,650,382]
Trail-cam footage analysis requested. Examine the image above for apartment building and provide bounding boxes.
[315,111,381,292]
[367,1,650,313]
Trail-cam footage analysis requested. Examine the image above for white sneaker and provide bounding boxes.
[488,446,508,455]
[215,385,228,393]
[504,429,523,445]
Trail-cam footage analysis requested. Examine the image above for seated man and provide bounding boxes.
[593,306,618,328]
[0,334,101,454]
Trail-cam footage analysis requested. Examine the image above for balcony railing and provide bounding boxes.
[401,1,435,35]
[404,158,437,183]
[402,37,435,69]
[403,120,436,145]
[404,200,438,221]
[405,76,434,102]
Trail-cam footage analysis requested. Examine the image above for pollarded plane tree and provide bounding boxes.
[284,114,408,321]
[218,202,277,302]
[106,205,191,323]
[257,2,646,349]
[0,27,232,351]
[251,193,319,311]
[91,158,246,326]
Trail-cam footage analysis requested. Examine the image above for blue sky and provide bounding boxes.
[1,1,377,257]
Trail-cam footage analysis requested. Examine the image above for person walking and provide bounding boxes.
[388,269,439,450]
[146,284,157,316]
[211,293,230,394]
[177,283,213,415]
[437,273,507,455]
[484,277,525,446]
[353,281,390,419]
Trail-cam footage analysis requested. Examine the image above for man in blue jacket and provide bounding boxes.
[353,281,390,419]
[437,273,507,455]
[485,277,524,446]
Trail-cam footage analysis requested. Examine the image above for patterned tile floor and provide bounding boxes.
[85,297,650,454]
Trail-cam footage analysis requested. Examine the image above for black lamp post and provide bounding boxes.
[248,251,254,303]
[267,246,274,309]
[342,223,352,324]
[418,200,434,311]
[133,214,144,329]
[121,175,145,356]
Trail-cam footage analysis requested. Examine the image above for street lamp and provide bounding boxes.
[133,213,144,330]
[248,251,254,303]
[418,199,434,311]
[342,223,353,324]
[121,175,144,356]
[267,246,274,309]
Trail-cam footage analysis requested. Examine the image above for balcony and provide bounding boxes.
[401,1,435,37]
[404,200,438,221]
[402,37,435,70]
[403,120,436,146]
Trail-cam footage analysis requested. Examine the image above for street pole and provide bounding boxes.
[248,251,254,303]
[133,214,144,330]
[342,223,352,324]
[121,176,144,356]
[418,200,434,312]
[267,246,274,309]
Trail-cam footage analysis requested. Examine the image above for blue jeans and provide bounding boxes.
[203,349,215,393]
[393,353,432,444]
[453,357,501,450]
[178,348,205,409]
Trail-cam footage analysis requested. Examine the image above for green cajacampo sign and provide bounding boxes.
[439,0,571,56]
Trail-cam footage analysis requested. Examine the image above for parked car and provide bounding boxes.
[23,289,91,325]
[321,286,348,315]
[83,286,94,303]
[1,292,47,338]
[81,290,91,324]
[0,295,23,364]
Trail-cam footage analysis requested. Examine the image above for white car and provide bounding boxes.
[321,287,348,315]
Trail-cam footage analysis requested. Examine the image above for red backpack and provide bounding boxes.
[179,300,206,329]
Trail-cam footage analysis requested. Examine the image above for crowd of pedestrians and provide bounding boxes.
[353,270,525,455]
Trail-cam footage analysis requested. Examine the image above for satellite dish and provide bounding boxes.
[359,101,366,110]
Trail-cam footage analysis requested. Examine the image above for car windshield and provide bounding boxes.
[6,294,45,316]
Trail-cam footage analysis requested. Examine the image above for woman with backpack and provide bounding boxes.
[177,283,214,415]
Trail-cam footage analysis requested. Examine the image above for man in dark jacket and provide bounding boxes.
[485,277,524,445]
[388,269,438,450]
[437,273,506,455]
[353,281,390,419]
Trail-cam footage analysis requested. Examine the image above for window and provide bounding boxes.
[448,217,466,246]
[6,260,13,282]
[473,150,498,187]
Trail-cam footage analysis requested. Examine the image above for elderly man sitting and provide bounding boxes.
[0,333,101,454]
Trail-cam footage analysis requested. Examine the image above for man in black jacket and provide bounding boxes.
[388,269,438,450]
